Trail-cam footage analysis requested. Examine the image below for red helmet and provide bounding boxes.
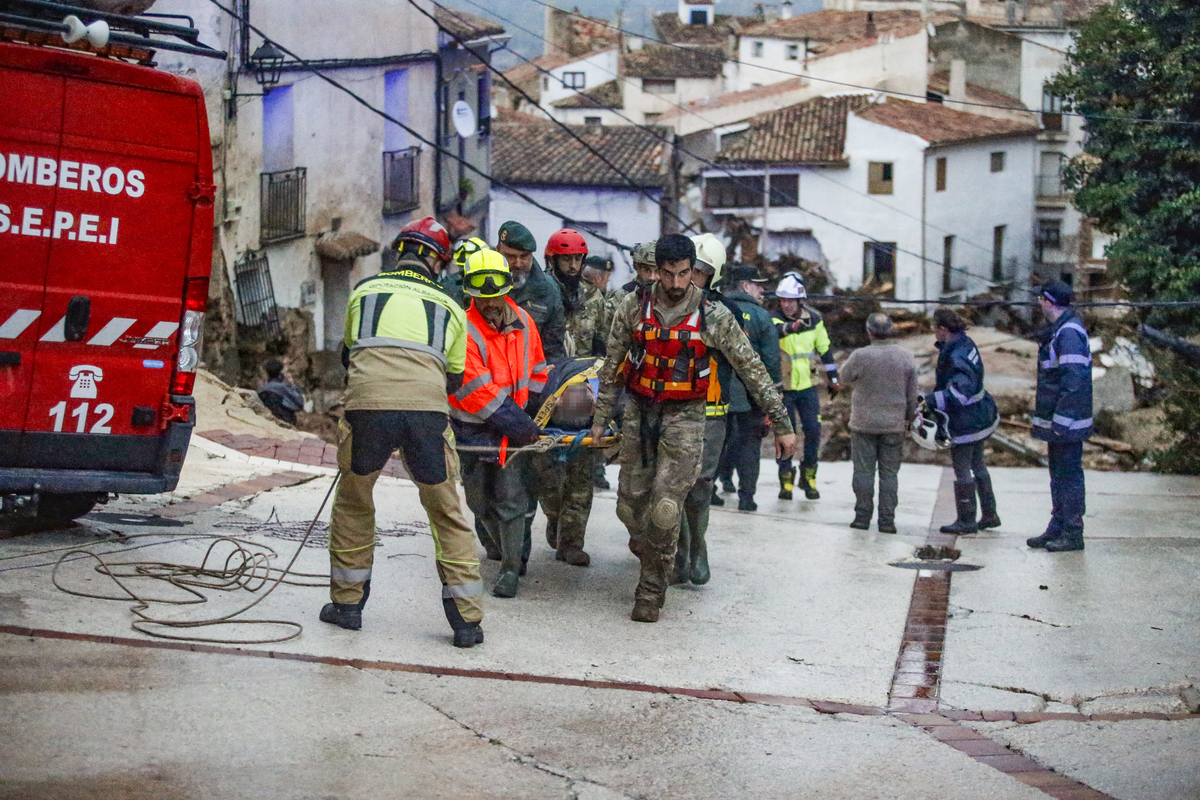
[396,216,452,259]
[545,228,588,260]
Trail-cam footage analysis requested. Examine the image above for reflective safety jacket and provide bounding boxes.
[622,296,710,402]
[449,298,549,461]
[775,308,837,392]
[1033,309,1093,443]
[926,332,998,445]
[343,263,467,413]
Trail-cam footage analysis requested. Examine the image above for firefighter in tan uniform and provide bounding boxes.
[321,217,485,649]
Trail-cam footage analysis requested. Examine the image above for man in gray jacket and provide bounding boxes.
[839,313,919,533]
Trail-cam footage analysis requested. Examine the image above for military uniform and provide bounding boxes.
[329,256,483,638]
[594,283,792,619]
[538,270,607,564]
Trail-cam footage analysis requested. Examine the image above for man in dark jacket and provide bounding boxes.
[925,308,1001,534]
[715,265,781,512]
[1027,280,1093,552]
[257,359,304,425]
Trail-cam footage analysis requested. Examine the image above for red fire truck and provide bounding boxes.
[0,1,225,520]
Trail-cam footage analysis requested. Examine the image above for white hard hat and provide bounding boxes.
[690,233,727,286]
[911,406,951,451]
[775,271,808,299]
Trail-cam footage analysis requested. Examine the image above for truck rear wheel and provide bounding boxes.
[37,493,100,522]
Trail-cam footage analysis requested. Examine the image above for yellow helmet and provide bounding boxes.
[463,249,513,298]
[453,236,489,271]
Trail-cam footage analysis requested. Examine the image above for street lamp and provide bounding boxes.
[225,39,286,118]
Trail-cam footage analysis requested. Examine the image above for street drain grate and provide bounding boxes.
[889,561,982,571]
[216,513,429,548]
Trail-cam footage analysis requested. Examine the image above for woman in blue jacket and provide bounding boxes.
[926,309,1000,534]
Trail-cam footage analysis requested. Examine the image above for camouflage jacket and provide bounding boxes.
[550,269,607,358]
[593,283,793,436]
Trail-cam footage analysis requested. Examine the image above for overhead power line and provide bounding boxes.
[205,0,634,253]
[405,0,699,236]
[461,0,1001,261]
[449,0,1010,290]
[517,0,1200,130]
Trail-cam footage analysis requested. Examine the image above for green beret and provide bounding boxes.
[631,241,657,266]
[497,220,536,253]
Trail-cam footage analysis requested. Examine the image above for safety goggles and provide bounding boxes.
[466,270,513,296]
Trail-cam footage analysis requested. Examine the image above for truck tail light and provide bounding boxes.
[171,277,209,396]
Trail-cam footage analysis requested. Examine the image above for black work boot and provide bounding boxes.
[778,464,795,500]
[939,481,979,534]
[849,516,871,530]
[1044,531,1085,552]
[443,598,484,648]
[710,487,725,507]
[976,475,1001,529]
[631,598,660,622]
[1027,528,1058,548]
[319,603,362,631]
[801,462,821,500]
[545,517,558,550]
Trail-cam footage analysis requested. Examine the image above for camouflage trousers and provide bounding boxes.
[536,449,596,553]
[676,415,727,584]
[328,416,483,624]
[615,398,706,606]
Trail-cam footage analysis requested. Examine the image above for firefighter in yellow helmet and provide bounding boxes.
[450,249,549,598]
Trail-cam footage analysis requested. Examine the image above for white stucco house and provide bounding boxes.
[489,110,668,287]
[699,95,1039,302]
[151,0,505,359]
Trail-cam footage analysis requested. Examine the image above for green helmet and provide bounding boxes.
[631,241,657,266]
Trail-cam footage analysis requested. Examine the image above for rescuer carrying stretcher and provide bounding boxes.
[322,217,485,648]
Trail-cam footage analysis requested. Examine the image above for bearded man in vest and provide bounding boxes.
[450,249,549,598]
[323,217,485,648]
[590,234,796,622]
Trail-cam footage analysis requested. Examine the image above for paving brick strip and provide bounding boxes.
[198,430,410,480]
[154,470,316,519]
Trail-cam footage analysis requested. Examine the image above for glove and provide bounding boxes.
[827,380,840,398]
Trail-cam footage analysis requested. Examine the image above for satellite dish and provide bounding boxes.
[73,0,157,14]
[452,100,476,138]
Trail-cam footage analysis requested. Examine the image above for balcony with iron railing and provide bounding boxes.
[383,147,420,215]
[1037,172,1066,199]
[260,167,307,245]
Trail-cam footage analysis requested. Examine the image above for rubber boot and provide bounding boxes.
[939,481,979,534]
[801,461,821,500]
[976,475,1001,529]
[442,598,484,648]
[672,546,690,585]
[1044,531,1084,552]
[493,518,524,598]
[690,531,710,585]
[778,464,795,500]
[544,517,558,550]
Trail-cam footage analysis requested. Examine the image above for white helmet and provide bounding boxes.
[691,233,727,286]
[911,405,951,451]
[775,271,808,299]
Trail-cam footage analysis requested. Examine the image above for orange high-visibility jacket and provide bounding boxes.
[449,297,549,424]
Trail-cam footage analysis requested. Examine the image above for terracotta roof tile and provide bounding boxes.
[623,43,724,79]
[717,94,873,165]
[315,232,380,261]
[434,5,505,42]
[550,79,623,109]
[493,109,666,188]
[739,9,923,43]
[855,98,1040,145]
[660,76,807,121]
[653,12,756,46]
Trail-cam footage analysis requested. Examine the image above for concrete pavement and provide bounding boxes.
[0,440,1197,799]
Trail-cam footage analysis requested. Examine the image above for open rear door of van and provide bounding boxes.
[19,62,207,474]
[0,62,63,469]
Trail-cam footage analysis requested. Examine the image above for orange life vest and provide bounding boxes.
[622,297,710,402]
